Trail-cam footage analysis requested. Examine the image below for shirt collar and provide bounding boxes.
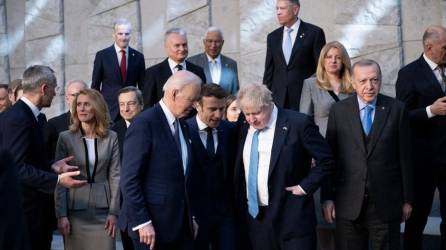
[21,96,41,120]
[206,54,221,64]
[168,58,186,71]
[357,96,377,110]
[423,53,440,71]
[284,18,300,33]
[159,99,176,126]
[125,120,131,128]
[196,115,211,131]
[114,43,128,54]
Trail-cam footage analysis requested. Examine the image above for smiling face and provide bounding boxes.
[352,64,381,104]
[165,33,188,63]
[204,31,224,59]
[119,91,142,122]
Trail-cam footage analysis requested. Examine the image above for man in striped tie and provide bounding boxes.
[233,83,334,250]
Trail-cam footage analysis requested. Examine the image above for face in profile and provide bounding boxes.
[225,100,241,122]
[41,83,57,108]
[352,65,381,104]
[324,47,343,76]
[113,24,131,49]
[0,88,11,112]
[196,96,225,128]
[173,84,201,118]
[76,94,96,124]
[119,91,142,122]
[241,103,273,130]
[165,33,188,63]
[276,0,299,27]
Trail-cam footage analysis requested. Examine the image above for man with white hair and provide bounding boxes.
[92,18,145,121]
[188,27,239,94]
[119,70,202,250]
[233,83,334,250]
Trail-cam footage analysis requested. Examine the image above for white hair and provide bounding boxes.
[237,83,273,110]
[163,70,202,93]
[204,26,224,40]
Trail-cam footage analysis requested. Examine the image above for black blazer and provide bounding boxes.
[111,118,127,158]
[263,20,326,111]
[43,111,70,162]
[234,108,333,240]
[186,116,236,223]
[396,55,446,166]
[142,58,206,108]
[324,94,413,221]
[92,45,146,120]
[118,104,195,244]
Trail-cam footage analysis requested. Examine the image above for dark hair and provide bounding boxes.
[0,84,8,91]
[118,86,144,106]
[198,83,227,103]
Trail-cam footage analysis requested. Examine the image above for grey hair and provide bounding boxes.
[163,70,202,93]
[118,86,144,106]
[21,65,56,93]
[237,83,273,110]
[164,28,187,43]
[65,79,87,92]
[351,59,382,79]
[113,18,132,31]
[204,26,224,40]
[423,25,446,47]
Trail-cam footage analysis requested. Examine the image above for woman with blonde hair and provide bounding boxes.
[55,88,120,250]
[300,41,354,250]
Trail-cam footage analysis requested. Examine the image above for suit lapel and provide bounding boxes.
[180,119,193,179]
[347,97,367,155]
[200,53,212,82]
[216,126,227,178]
[126,47,136,82]
[288,21,306,66]
[108,45,123,83]
[268,109,288,177]
[366,95,390,157]
[274,27,288,67]
[189,117,209,169]
[419,56,445,95]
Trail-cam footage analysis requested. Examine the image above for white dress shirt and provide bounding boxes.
[243,105,278,206]
[207,54,222,84]
[168,58,187,74]
[21,97,41,121]
[282,18,300,55]
[196,116,218,153]
[114,43,128,69]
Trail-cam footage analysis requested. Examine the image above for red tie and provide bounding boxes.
[120,49,126,81]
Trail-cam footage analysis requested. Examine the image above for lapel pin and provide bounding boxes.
[299,33,305,39]
[132,53,135,56]
[282,126,288,131]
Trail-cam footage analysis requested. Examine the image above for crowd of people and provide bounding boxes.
[0,0,445,250]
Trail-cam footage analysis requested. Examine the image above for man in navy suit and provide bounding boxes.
[92,18,145,121]
[396,25,446,250]
[142,28,206,108]
[186,84,236,250]
[119,70,202,250]
[263,0,325,111]
[0,65,87,250]
[234,83,334,250]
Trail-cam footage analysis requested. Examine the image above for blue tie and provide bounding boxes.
[362,105,373,135]
[283,28,293,64]
[248,129,260,218]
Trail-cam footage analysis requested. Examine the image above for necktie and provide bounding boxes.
[206,127,215,158]
[283,28,293,64]
[176,64,183,71]
[361,105,373,136]
[247,129,260,218]
[37,113,47,128]
[120,49,126,81]
[173,119,181,153]
[438,66,446,93]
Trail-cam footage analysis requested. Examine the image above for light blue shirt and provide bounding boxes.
[357,96,377,123]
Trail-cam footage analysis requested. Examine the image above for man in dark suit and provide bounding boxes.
[187,27,239,95]
[119,70,202,250]
[323,59,413,250]
[0,65,87,250]
[234,83,333,250]
[263,0,325,111]
[92,18,145,121]
[142,28,206,108]
[186,84,236,250]
[396,25,446,250]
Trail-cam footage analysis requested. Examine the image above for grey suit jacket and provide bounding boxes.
[299,77,350,136]
[54,130,120,218]
[187,53,239,94]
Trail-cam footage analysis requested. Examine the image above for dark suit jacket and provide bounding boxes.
[263,20,326,111]
[43,111,70,162]
[234,108,333,241]
[92,45,145,120]
[111,118,127,158]
[324,94,413,221]
[142,58,206,108]
[119,103,194,244]
[396,55,446,167]
[186,116,236,223]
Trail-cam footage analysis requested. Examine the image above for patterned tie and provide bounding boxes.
[361,105,373,136]
[438,66,446,93]
[120,49,126,81]
[206,127,215,158]
[247,129,260,218]
[283,28,293,64]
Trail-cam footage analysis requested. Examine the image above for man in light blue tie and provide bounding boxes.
[323,59,414,250]
[233,83,334,250]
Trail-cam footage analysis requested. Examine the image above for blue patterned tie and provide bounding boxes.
[248,129,260,218]
[362,105,373,135]
[283,28,293,64]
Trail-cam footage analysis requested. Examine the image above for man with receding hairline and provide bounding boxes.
[396,25,446,250]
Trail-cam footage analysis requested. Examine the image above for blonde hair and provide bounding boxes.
[70,89,110,138]
[315,41,354,94]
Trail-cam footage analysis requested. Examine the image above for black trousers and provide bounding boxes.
[335,195,400,250]
[404,166,446,250]
[194,215,236,250]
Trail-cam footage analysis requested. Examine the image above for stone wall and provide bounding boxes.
[2,0,446,117]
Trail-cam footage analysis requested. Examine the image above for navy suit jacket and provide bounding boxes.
[92,45,145,120]
[142,58,206,108]
[263,20,326,111]
[234,108,333,241]
[186,116,236,223]
[119,103,194,244]
[396,55,446,167]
